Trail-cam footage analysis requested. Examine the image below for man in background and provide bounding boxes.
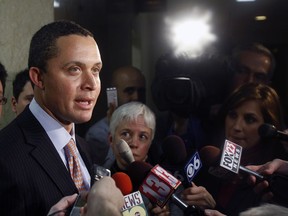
[11,68,34,115]
[85,66,146,167]
[228,42,275,92]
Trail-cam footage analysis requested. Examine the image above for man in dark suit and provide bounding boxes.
[0,20,103,215]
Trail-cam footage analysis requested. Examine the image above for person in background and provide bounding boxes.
[85,66,146,167]
[228,42,275,92]
[108,101,154,173]
[208,43,276,142]
[0,62,8,120]
[0,20,102,215]
[197,83,288,216]
[108,101,169,215]
[11,68,34,115]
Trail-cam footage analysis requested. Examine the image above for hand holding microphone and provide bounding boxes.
[48,176,124,216]
[181,182,216,210]
[246,159,288,205]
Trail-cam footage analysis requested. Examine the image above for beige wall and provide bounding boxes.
[0,0,53,129]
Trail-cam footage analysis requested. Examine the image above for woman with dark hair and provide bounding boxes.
[218,82,287,165]
[197,83,288,216]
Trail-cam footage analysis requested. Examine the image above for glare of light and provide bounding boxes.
[166,9,216,58]
[255,16,267,21]
[54,0,60,8]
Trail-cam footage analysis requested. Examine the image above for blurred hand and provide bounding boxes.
[246,159,288,202]
[181,182,216,209]
[47,194,78,216]
[81,176,124,216]
[204,209,226,216]
[150,204,170,216]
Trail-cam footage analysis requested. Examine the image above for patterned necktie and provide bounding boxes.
[64,139,86,192]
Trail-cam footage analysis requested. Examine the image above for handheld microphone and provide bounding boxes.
[199,142,264,180]
[127,161,204,216]
[160,135,188,185]
[116,139,135,165]
[200,142,288,206]
[161,135,202,186]
[258,123,288,142]
[112,172,148,215]
[161,135,187,164]
[70,164,111,216]
[112,172,133,196]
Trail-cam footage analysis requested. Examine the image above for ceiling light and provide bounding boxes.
[255,16,267,21]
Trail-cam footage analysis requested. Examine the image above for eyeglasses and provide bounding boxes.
[0,96,7,105]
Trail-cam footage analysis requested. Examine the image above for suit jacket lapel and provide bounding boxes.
[18,109,78,195]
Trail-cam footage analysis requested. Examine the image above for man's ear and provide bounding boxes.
[29,67,44,89]
[11,97,17,114]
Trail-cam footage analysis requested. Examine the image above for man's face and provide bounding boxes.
[11,81,34,115]
[115,71,146,106]
[37,35,102,128]
[231,51,271,90]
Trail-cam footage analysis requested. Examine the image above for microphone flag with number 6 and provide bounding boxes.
[184,151,202,184]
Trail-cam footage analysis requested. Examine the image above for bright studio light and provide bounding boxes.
[166,9,216,58]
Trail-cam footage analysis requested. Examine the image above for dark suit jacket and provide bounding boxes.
[0,107,92,216]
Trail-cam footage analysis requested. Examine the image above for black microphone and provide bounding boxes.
[126,161,204,216]
[161,135,187,165]
[160,135,188,185]
[161,135,202,187]
[258,123,288,142]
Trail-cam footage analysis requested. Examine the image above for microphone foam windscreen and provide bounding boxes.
[162,135,187,164]
[116,139,135,164]
[112,172,133,196]
[258,123,277,138]
[199,145,221,166]
[126,161,153,191]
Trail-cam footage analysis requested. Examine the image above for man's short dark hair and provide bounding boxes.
[28,20,94,71]
[0,62,8,94]
[230,42,275,79]
[12,68,31,101]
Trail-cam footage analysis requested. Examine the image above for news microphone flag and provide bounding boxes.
[121,191,148,216]
[184,151,202,184]
[139,164,181,208]
[220,139,242,174]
